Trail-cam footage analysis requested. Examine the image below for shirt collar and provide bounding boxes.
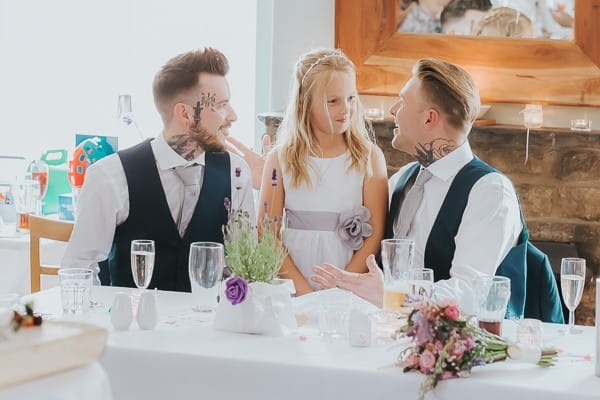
[424,140,473,182]
[151,133,206,171]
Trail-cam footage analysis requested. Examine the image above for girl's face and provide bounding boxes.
[309,70,357,137]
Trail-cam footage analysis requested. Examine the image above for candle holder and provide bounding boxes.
[521,104,543,128]
[570,119,592,132]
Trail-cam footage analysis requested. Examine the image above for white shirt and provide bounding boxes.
[62,134,255,272]
[388,141,522,314]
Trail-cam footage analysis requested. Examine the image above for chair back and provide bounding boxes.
[29,215,73,292]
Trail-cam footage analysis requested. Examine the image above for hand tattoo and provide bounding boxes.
[167,134,202,161]
[192,92,216,128]
[414,138,456,167]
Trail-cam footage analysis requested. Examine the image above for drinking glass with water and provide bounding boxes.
[130,240,155,289]
[188,242,224,312]
[58,268,93,314]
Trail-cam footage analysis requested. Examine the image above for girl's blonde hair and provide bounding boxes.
[277,48,374,188]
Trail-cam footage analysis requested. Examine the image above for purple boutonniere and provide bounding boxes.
[225,277,248,305]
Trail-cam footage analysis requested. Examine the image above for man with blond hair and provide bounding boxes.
[63,48,255,291]
[312,58,529,316]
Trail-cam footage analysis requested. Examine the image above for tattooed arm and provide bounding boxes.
[414,138,457,167]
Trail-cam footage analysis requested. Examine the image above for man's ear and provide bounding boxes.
[424,108,440,130]
[172,102,191,125]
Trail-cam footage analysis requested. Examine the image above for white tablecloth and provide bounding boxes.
[0,362,112,400]
[0,224,66,295]
[25,286,600,400]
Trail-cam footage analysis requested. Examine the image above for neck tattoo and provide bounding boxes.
[167,133,203,162]
[414,138,457,167]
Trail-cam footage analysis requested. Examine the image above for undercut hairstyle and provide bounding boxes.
[412,58,480,130]
[152,48,229,124]
[441,0,493,26]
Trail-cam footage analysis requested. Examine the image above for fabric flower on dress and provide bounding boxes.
[336,205,373,250]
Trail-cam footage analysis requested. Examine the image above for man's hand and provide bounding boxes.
[310,254,384,308]
[226,135,272,190]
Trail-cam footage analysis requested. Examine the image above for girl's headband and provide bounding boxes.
[300,52,342,87]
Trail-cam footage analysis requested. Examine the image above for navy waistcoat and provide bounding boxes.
[105,139,231,292]
[387,158,540,319]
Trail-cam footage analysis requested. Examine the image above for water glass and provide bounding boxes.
[475,276,511,336]
[188,242,224,312]
[561,257,586,334]
[381,239,414,314]
[318,288,352,338]
[58,268,93,314]
[130,240,155,289]
[407,268,434,302]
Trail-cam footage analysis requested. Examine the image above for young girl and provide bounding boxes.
[259,48,388,296]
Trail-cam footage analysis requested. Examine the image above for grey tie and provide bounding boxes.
[173,164,203,237]
[394,168,433,238]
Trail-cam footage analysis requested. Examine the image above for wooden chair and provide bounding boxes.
[29,215,74,293]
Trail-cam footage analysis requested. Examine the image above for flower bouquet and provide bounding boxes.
[214,174,296,336]
[397,300,558,400]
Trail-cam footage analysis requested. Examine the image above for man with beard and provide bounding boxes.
[62,48,254,292]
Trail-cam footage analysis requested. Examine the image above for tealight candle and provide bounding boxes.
[570,119,592,132]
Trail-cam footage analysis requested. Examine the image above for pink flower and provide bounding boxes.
[464,335,476,350]
[434,340,444,352]
[444,305,460,321]
[419,350,436,373]
[451,342,467,361]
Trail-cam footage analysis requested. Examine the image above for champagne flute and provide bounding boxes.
[560,257,586,334]
[130,240,155,289]
[188,242,224,313]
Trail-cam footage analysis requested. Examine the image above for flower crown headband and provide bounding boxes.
[300,51,343,87]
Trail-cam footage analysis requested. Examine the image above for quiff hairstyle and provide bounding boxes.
[412,58,480,131]
[152,48,229,124]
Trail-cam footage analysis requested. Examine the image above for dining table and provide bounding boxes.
[23,286,600,400]
[0,362,111,400]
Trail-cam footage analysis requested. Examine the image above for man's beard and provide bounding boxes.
[188,123,226,152]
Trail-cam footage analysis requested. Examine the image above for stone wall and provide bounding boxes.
[375,122,600,325]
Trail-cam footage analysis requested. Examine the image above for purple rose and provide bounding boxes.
[225,277,248,305]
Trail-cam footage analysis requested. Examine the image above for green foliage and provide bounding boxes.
[223,210,286,283]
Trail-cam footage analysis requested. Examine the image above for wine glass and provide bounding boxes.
[560,257,586,334]
[130,240,155,289]
[188,242,224,313]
